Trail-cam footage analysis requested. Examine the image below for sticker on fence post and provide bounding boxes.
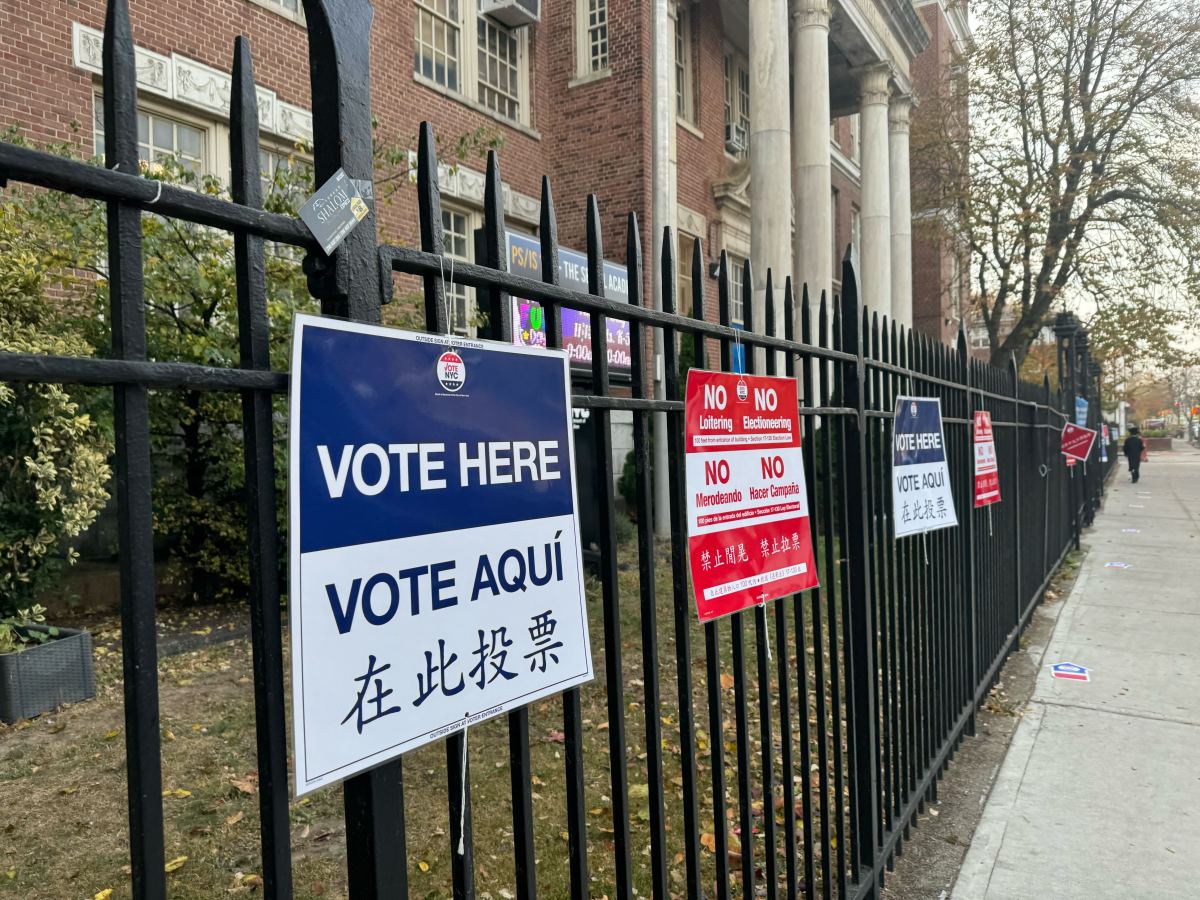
[892,396,959,538]
[298,168,370,255]
[1060,422,1097,461]
[288,315,593,795]
[684,370,819,623]
[973,410,1001,508]
[1100,423,1109,463]
[1075,396,1089,427]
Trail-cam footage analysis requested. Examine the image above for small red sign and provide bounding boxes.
[684,371,819,622]
[1060,422,1097,461]
[973,411,1001,508]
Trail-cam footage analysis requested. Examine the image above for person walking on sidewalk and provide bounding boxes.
[1123,425,1146,483]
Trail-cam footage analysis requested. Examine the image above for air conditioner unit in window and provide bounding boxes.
[725,122,747,155]
[480,0,539,27]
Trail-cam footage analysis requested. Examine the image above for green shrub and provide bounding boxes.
[0,244,111,615]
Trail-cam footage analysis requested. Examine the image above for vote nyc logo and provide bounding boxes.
[436,350,466,393]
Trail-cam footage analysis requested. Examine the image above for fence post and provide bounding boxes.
[102,3,166,896]
[1042,375,1052,586]
[957,327,977,737]
[1009,354,1022,645]
[300,3,406,897]
[837,254,880,894]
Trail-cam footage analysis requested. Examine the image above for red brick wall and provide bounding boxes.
[910,1,964,346]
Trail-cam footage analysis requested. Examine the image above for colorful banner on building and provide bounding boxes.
[1060,422,1097,461]
[973,410,1001,508]
[684,371,819,622]
[288,316,593,795]
[506,231,632,372]
[892,396,959,537]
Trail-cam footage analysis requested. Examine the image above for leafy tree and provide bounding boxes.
[0,218,111,615]
[1,122,500,604]
[912,0,1200,368]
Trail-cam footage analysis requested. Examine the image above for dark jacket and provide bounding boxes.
[1123,435,1145,460]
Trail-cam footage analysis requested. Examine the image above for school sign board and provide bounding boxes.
[506,231,632,372]
[973,411,1001,508]
[684,371,819,622]
[892,396,959,537]
[288,316,593,795]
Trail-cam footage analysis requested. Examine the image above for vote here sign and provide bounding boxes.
[893,396,959,537]
[684,371,819,623]
[288,316,592,795]
[973,410,1001,508]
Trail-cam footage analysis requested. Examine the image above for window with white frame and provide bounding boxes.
[93,99,210,177]
[677,232,695,310]
[415,0,462,91]
[578,0,609,75]
[258,0,301,16]
[723,50,750,155]
[441,207,475,335]
[260,146,312,203]
[477,17,520,120]
[728,254,746,325]
[831,187,840,271]
[414,0,529,125]
[675,5,694,123]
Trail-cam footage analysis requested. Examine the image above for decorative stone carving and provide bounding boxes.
[678,204,708,239]
[74,23,170,97]
[71,21,311,139]
[276,102,314,145]
[173,55,232,114]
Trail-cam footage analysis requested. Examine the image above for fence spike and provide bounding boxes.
[539,176,561,349]
[416,122,446,331]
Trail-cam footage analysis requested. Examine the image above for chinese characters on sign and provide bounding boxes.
[684,371,819,622]
[288,316,593,795]
[973,410,1001,508]
[892,396,959,538]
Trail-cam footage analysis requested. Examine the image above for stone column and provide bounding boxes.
[750,0,793,365]
[889,94,913,329]
[857,63,892,321]
[791,0,832,316]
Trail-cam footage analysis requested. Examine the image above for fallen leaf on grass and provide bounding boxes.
[94,891,113,900]
[231,779,257,795]
[700,833,717,853]
[417,861,430,873]
[164,856,188,873]
[225,811,245,826]
[545,730,565,744]
[628,783,650,799]
[59,786,78,796]
[720,673,735,690]
[104,729,120,740]
[162,788,192,799]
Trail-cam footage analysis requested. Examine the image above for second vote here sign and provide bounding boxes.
[684,371,819,622]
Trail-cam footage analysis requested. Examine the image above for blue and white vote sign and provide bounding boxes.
[288,315,593,795]
[892,396,959,538]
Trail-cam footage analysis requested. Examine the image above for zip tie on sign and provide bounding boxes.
[922,532,929,565]
[147,179,163,206]
[457,717,469,856]
[988,505,994,537]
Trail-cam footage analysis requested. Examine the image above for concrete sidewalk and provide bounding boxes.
[953,448,1200,900]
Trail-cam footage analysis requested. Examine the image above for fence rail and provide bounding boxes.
[0,1,1116,897]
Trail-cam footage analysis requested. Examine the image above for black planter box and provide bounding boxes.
[0,625,95,723]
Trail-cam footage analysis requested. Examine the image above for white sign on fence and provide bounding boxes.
[288,316,593,795]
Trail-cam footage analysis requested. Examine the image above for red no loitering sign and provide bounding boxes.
[1061,422,1097,461]
[684,371,820,622]
[973,411,1001,508]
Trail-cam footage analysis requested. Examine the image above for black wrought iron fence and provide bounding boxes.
[0,1,1117,897]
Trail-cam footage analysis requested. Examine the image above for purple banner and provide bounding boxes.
[507,232,632,372]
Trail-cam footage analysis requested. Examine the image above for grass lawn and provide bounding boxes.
[0,539,850,899]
